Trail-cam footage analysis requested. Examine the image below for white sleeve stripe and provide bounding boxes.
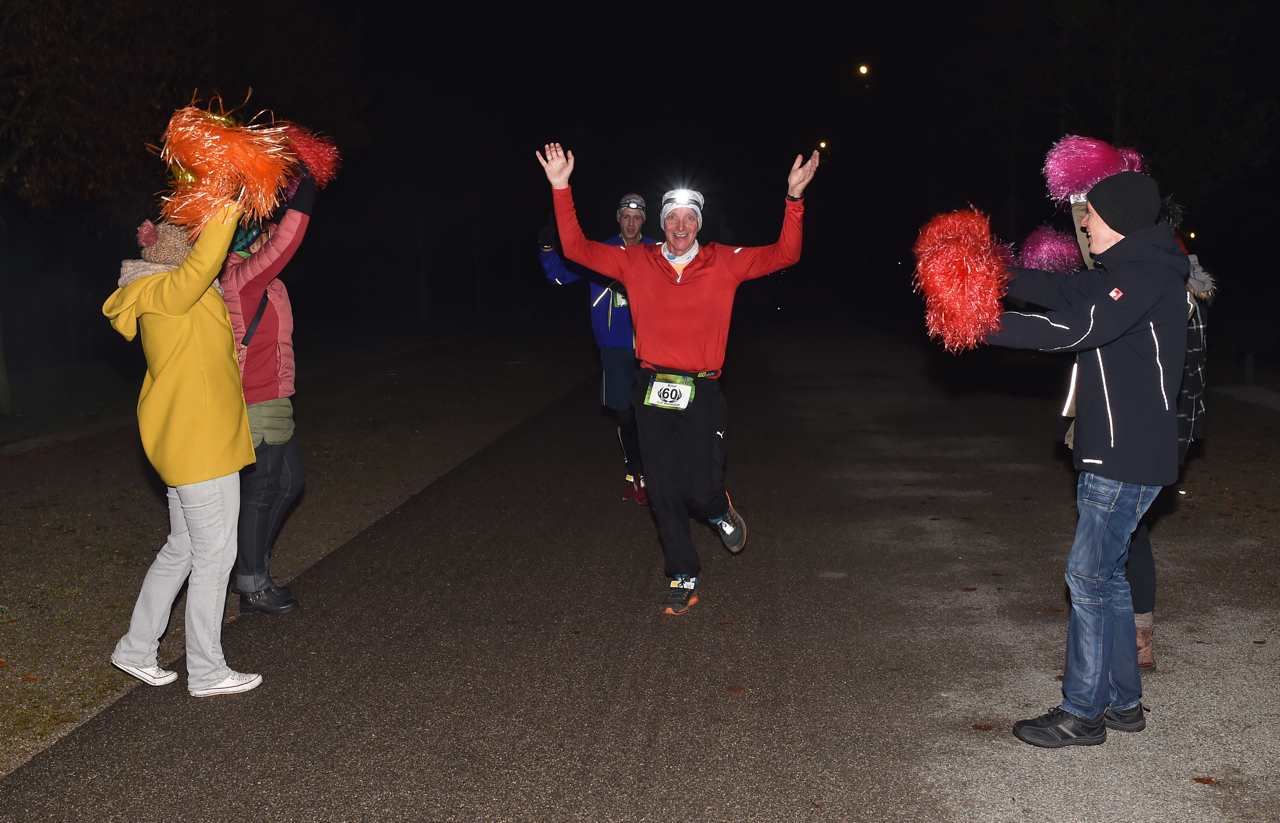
[1005,311,1070,330]
[1096,348,1115,447]
[1061,361,1078,416]
[1047,305,1096,351]
[1151,321,1169,410]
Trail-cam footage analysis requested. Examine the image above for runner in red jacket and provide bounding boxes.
[537,142,819,614]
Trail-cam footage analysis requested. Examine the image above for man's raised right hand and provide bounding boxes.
[536,143,574,190]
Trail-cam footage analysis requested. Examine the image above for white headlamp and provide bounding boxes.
[660,188,705,230]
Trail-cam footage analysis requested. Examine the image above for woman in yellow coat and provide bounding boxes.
[103,204,264,697]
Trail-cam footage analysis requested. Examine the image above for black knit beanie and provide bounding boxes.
[1087,171,1161,236]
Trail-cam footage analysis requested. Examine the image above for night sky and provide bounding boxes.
[347,1,1277,319]
[1,1,1277,382]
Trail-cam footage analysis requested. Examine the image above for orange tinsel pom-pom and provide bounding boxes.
[912,209,1010,353]
[159,106,293,240]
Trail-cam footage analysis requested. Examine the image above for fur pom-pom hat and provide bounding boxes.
[119,219,198,289]
[138,220,194,268]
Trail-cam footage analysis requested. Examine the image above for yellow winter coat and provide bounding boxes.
[102,206,255,487]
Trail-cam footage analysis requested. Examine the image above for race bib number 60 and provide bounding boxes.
[644,374,694,410]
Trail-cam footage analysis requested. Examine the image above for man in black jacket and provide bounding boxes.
[987,172,1189,747]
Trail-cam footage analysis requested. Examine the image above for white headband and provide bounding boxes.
[659,189,704,230]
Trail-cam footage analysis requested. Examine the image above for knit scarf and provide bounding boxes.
[118,259,224,296]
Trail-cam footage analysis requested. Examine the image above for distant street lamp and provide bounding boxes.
[859,65,868,75]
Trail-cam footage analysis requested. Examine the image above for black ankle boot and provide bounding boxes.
[266,578,293,599]
[240,588,300,615]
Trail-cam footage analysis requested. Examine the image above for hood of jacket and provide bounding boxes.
[107,260,226,341]
[1093,223,1190,283]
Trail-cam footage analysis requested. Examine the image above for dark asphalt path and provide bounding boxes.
[2,322,1276,822]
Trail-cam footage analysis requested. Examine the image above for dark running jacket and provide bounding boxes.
[989,223,1190,485]
[541,234,657,350]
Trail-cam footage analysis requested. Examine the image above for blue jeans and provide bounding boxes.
[1061,472,1161,719]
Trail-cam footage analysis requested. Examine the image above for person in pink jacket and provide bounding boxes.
[219,171,316,615]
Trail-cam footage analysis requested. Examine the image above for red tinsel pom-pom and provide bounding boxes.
[1019,225,1083,273]
[283,124,341,187]
[912,209,1009,353]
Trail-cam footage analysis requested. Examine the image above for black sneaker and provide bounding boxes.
[660,575,699,616]
[1012,707,1106,748]
[710,498,746,554]
[1104,703,1147,732]
[240,588,300,616]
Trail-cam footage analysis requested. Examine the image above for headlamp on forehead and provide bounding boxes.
[616,193,647,220]
[666,189,704,209]
[659,188,705,230]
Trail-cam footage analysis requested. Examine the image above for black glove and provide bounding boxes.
[267,163,316,223]
[538,213,558,250]
[288,172,317,217]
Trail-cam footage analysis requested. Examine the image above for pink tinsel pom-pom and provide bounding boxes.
[912,209,1009,353]
[1019,226,1083,274]
[283,124,341,187]
[137,220,159,248]
[1117,147,1145,173]
[1043,135,1146,203]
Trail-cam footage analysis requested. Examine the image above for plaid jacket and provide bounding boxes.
[1177,296,1208,465]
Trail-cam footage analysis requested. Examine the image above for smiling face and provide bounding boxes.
[1081,202,1124,256]
[618,208,644,244]
[663,207,699,255]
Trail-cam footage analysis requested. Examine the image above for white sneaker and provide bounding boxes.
[189,671,263,698]
[111,657,178,686]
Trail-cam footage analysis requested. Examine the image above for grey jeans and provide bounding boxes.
[112,472,239,690]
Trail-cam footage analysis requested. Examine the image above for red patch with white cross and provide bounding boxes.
[1109,288,1123,300]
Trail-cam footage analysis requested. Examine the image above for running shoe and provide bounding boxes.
[1104,703,1147,732]
[660,575,699,615]
[623,474,648,506]
[1013,707,1106,748]
[710,498,746,554]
